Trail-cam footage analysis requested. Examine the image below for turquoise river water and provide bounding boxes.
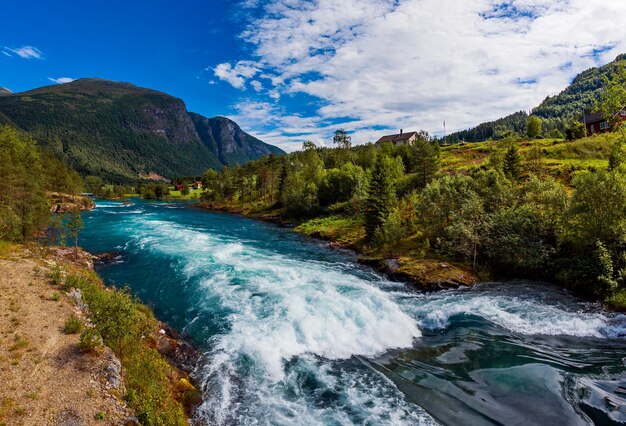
[79,200,626,425]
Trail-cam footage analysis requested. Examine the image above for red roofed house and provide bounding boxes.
[584,108,626,135]
[375,129,417,147]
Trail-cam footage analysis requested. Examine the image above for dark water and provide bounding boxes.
[79,200,626,425]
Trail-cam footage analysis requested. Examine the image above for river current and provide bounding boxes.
[79,200,626,425]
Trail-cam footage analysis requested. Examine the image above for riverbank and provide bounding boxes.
[197,202,479,291]
[0,243,201,425]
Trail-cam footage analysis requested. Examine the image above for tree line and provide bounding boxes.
[198,119,626,308]
[0,126,85,242]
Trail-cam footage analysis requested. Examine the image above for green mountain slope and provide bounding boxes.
[445,54,626,143]
[0,78,284,181]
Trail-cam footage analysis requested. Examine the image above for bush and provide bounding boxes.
[78,328,102,352]
[63,315,82,334]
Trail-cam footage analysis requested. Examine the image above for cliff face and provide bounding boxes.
[0,79,284,181]
[191,113,284,166]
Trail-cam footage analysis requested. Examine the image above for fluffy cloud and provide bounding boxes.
[213,60,260,89]
[48,77,75,84]
[218,0,626,150]
[5,45,43,59]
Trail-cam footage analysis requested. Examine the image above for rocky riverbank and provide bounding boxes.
[196,202,479,290]
[0,244,203,425]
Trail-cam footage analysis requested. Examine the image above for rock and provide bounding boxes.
[156,323,201,372]
[124,416,141,425]
[48,192,95,212]
[69,288,87,311]
[360,256,478,291]
[54,409,83,426]
[103,348,125,394]
[94,251,125,266]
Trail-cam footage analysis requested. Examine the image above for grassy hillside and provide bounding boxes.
[440,133,617,183]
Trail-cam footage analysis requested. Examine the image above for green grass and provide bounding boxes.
[166,188,201,200]
[295,216,365,248]
[63,315,83,334]
[440,133,620,182]
[65,273,188,425]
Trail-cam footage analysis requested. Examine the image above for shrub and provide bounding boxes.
[46,266,64,286]
[78,328,102,352]
[63,315,82,334]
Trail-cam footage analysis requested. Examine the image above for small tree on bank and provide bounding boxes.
[66,207,83,260]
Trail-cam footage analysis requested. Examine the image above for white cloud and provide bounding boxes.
[5,45,43,59]
[48,77,75,84]
[250,80,263,92]
[2,51,12,57]
[218,0,626,151]
[213,60,260,89]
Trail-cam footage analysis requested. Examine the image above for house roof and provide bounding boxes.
[584,112,604,124]
[375,131,417,144]
[584,107,626,124]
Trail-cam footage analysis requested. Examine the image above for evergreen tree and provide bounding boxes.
[410,139,440,188]
[364,155,397,242]
[0,126,49,242]
[503,144,522,180]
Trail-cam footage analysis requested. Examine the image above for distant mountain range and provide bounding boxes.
[444,54,626,143]
[0,78,284,181]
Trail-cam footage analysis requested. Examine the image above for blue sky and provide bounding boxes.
[2,0,626,151]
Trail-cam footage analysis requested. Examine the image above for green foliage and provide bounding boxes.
[484,205,555,275]
[408,138,440,188]
[566,170,626,244]
[68,274,187,425]
[78,328,102,352]
[566,120,586,141]
[66,208,83,259]
[63,315,83,334]
[503,144,522,180]
[527,116,543,138]
[0,126,49,242]
[598,65,626,124]
[417,175,484,263]
[608,137,624,171]
[364,155,400,243]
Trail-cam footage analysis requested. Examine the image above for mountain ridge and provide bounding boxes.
[444,54,626,143]
[0,78,284,181]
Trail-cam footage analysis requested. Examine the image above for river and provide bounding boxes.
[78,200,626,425]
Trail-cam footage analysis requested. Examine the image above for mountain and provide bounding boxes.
[0,78,284,181]
[444,54,626,143]
[0,87,12,96]
[190,114,283,166]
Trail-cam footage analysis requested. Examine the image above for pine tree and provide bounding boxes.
[364,155,397,242]
[503,144,522,180]
[410,139,440,188]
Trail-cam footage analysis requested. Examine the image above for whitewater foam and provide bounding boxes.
[407,287,623,338]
